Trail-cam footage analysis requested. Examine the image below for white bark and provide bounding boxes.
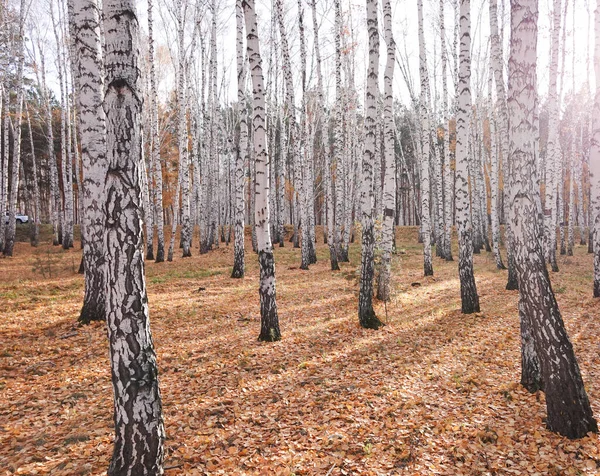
[358,0,383,329]
[592,0,600,296]
[71,0,107,323]
[376,0,395,302]
[148,0,164,262]
[3,0,27,256]
[103,0,165,471]
[243,0,281,341]
[417,0,433,276]
[455,0,480,313]
[232,0,247,279]
[508,0,597,439]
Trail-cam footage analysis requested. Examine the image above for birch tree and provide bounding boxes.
[417,0,433,276]
[490,0,519,290]
[592,0,600,296]
[544,0,562,272]
[103,0,165,470]
[70,0,108,324]
[176,0,191,258]
[508,0,597,439]
[3,0,27,257]
[440,0,453,262]
[455,0,480,313]
[488,68,505,269]
[232,0,247,279]
[243,0,281,342]
[147,0,164,262]
[358,0,383,329]
[376,0,395,302]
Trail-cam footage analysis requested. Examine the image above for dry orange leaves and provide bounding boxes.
[1,228,599,475]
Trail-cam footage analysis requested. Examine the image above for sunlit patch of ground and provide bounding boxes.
[0,226,599,475]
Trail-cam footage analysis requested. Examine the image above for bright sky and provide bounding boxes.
[21,0,599,114]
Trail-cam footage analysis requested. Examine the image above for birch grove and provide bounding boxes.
[5,1,600,464]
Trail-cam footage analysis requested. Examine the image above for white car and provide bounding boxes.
[4,212,29,224]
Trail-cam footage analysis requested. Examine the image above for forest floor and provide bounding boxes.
[1,226,600,475]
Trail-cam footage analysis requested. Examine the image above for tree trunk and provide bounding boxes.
[358,0,384,330]
[232,0,247,279]
[243,0,281,342]
[103,0,165,472]
[3,0,26,257]
[592,0,600,297]
[417,0,433,277]
[455,0,480,313]
[376,0,395,302]
[490,0,519,290]
[508,0,597,440]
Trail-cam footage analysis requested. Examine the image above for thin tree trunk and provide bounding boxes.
[490,0,519,289]
[3,0,26,257]
[358,0,383,330]
[243,0,281,342]
[376,0,395,302]
[417,0,433,277]
[25,107,40,247]
[232,0,247,279]
[455,0,480,313]
[592,0,600,296]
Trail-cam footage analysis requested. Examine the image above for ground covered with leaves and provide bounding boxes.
[1,227,599,475]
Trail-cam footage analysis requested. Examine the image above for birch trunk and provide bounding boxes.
[376,0,395,302]
[417,0,433,277]
[508,0,597,439]
[358,0,383,329]
[455,0,480,313]
[70,0,108,323]
[543,0,561,272]
[490,0,519,290]
[568,147,575,256]
[148,0,164,262]
[0,88,7,252]
[592,0,600,296]
[25,107,40,247]
[177,0,191,258]
[232,0,247,279]
[333,0,345,263]
[489,72,505,269]
[441,0,453,261]
[103,0,165,470]
[3,0,26,256]
[243,0,281,342]
[40,48,61,246]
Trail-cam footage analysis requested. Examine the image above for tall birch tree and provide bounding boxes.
[508,0,597,439]
[71,0,108,324]
[232,0,247,279]
[3,0,27,257]
[592,0,600,296]
[417,0,433,276]
[376,0,395,302]
[103,0,165,471]
[243,0,281,342]
[358,0,384,329]
[455,0,480,313]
